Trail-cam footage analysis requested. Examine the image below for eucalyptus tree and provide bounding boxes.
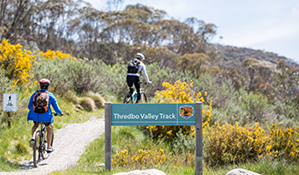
[95,3,217,66]
[275,59,299,103]
[28,0,85,52]
[0,0,37,43]
[66,5,107,59]
[235,57,286,103]
[0,0,85,52]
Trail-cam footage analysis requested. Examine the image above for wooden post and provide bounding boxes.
[195,102,203,175]
[8,112,11,128]
[105,102,112,171]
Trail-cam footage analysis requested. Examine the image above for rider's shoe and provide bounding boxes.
[46,147,54,153]
[29,139,35,148]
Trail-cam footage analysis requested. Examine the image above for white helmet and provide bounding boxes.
[136,53,145,60]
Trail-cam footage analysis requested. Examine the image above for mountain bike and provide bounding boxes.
[123,82,149,103]
[32,113,62,167]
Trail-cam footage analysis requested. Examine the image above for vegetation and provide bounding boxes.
[1,1,299,174]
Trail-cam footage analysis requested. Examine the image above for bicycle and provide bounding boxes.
[32,113,62,167]
[123,82,149,103]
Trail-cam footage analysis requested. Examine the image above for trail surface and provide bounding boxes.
[0,118,105,175]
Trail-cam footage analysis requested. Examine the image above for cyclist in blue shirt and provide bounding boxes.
[27,79,63,153]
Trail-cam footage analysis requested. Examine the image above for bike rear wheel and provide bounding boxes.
[123,92,132,103]
[139,92,147,103]
[33,131,40,167]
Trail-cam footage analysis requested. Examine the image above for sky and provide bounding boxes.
[86,0,299,63]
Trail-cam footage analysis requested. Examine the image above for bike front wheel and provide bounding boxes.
[139,92,147,103]
[41,139,50,159]
[33,131,40,167]
[123,92,132,103]
[42,132,53,159]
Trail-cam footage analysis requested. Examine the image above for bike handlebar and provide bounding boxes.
[140,81,151,85]
[53,113,63,116]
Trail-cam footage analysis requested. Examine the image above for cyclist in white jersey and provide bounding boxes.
[126,53,150,103]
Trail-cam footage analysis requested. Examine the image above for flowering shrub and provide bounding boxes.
[144,80,212,142]
[112,149,167,168]
[204,121,268,166]
[0,39,35,86]
[204,122,299,167]
[153,80,204,103]
[40,50,76,61]
[267,124,299,161]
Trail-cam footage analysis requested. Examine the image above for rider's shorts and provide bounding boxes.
[33,121,52,127]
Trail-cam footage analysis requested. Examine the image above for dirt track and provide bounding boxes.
[0,118,105,175]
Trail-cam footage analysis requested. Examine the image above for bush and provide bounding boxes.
[172,129,196,154]
[213,88,278,126]
[0,39,35,85]
[112,148,167,168]
[204,122,299,167]
[267,124,299,162]
[85,91,105,108]
[274,101,299,127]
[204,122,268,167]
[239,90,277,123]
[33,55,103,94]
[60,90,80,104]
[79,97,96,111]
[15,142,28,155]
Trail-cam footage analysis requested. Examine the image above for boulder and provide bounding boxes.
[226,168,261,175]
[112,169,166,175]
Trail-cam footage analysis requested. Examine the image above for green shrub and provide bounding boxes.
[239,90,277,123]
[33,57,106,94]
[15,142,27,155]
[172,129,196,154]
[274,101,299,127]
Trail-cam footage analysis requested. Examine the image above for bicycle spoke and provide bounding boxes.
[140,92,147,103]
[124,92,132,103]
[33,131,40,167]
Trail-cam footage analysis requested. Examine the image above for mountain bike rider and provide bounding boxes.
[27,79,63,153]
[126,53,150,103]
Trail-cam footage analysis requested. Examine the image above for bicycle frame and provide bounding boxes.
[124,82,148,103]
[33,114,50,167]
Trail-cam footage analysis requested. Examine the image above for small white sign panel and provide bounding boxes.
[3,93,17,112]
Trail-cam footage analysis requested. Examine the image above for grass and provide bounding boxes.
[51,125,299,175]
[204,159,299,175]
[0,155,20,171]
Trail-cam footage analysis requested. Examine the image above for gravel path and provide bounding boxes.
[0,117,105,175]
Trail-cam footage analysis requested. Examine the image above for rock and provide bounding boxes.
[226,168,261,175]
[112,169,166,175]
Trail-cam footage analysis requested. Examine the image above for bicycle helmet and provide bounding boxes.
[136,53,145,60]
[39,78,50,89]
